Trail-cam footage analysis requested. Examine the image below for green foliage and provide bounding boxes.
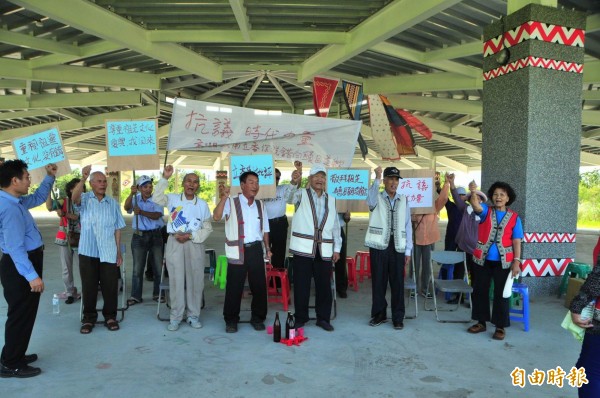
[30,169,82,196]
[119,170,216,204]
[578,171,600,226]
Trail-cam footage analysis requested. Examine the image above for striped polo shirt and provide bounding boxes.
[76,191,126,263]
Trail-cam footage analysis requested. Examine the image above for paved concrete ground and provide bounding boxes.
[1,213,598,398]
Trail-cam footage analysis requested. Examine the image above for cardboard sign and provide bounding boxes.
[228,154,275,199]
[106,119,159,172]
[12,126,71,183]
[397,169,436,214]
[327,168,370,213]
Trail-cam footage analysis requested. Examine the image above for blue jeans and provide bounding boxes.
[131,229,164,300]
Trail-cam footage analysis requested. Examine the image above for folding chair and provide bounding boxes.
[425,250,473,323]
[404,255,418,319]
[80,243,128,323]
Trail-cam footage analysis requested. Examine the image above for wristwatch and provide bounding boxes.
[513,258,522,263]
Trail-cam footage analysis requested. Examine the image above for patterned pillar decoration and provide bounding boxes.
[481,4,585,294]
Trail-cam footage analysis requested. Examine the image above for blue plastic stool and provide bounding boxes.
[509,282,530,332]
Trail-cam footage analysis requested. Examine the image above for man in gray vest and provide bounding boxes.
[365,166,413,330]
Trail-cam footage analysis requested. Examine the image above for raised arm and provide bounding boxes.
[367,166,382,209]
[72,165,91,205]
[212,184,230,221]
[152,165,173,207]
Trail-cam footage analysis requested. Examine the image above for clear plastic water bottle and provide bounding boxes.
[52,294,60,315]
[209,267,215,282]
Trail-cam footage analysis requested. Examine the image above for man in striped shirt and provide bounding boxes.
[72,165,126,334]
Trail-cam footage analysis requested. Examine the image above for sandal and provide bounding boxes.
[493,328,506,340]
[127,298,142,307]
[467,323,487,334]
[105,319,120,331]
[80,323,94,334]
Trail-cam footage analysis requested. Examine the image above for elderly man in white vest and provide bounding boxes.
[365,166,413,330]
[213,171,271,334]
[286,163,341,332]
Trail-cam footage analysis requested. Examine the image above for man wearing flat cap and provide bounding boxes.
[287,163,342,332]
[365,166,413,330]
[124,175,165,306]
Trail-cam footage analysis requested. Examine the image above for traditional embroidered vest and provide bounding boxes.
[289,188,337,260]
[473,208,518,269]
[364,192,407,252]
[224,196,264,265]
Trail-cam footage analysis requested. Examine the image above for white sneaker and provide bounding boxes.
[167,321,180,331]
[187,317,202,329]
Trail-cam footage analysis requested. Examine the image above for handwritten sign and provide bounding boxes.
[227,154,275,200]
[168,98,362,167]
[397,178,433,208]
[13,127,65,170]
[229,154,274,186]
[328,169,369,200]
[105,119,159,172]
[106,120,157,157]
[393,169,436,214]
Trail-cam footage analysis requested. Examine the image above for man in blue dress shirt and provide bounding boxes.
[0,160,56,378]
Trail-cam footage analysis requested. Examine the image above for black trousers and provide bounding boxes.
[334,227,348,294]
[79,255,120,323]
[268,216,288,269]
[293,251,332,324]
[471,260,511,328]
[223,244,267,324]
[369,236,405,322]
[1,248,43,368]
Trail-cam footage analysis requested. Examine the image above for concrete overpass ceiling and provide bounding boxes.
[0,0,599,170]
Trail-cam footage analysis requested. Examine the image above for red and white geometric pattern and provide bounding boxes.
[483,56,583,81]
[524,232,576,243]
[521,258,574,277]
[483,21,585,57]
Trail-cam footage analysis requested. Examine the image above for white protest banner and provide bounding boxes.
[12,126,71,183]
[168,99,362,167]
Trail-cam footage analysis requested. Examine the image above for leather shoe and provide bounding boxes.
[0,364,41,378]
[251,322,265,331]
[24,354,38,364]
[338,290,348,299]
[225,323,238,333]
[316,320,334,332]
[369,313,387,327]
[393,321,404,330]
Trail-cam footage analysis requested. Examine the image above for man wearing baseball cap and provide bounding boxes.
[365,166,413,330]
[124,175,165,307]
[286,163,342,332]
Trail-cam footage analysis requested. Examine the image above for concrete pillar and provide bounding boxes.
[481,4,586,295]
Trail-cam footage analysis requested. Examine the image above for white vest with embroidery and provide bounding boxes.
[224,196,264,265]
[364,192,407,252]
[289,188,337,260]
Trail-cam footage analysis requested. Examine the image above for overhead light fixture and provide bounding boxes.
[34,19,43,27]
[262,79,269,84]
[303,82,311,88]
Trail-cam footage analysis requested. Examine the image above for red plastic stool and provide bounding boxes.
[354,251,371,282]
[346,257,358,292]
[266,264,291,311]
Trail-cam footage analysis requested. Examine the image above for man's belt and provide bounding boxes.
[268,215,287,222]
[27,246,44,254]
[244,241,262,248]
[138,228,162,234]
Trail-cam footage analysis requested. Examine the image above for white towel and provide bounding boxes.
[502,273,514,298]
